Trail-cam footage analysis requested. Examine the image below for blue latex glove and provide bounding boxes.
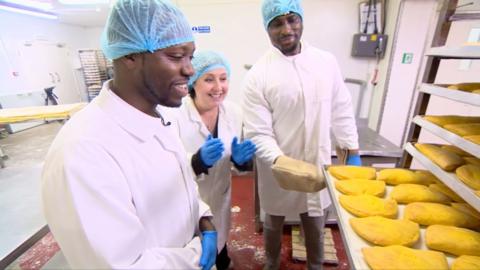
[200,135,224,167]
[346,154,362,166]
[199,231,217,270]
[231,137,257,165]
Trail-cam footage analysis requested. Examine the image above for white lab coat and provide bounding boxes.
[242,42,359,217]
[41,81,211,269]
[162,96,242,252]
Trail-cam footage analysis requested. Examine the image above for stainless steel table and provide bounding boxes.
[334,120,403,166]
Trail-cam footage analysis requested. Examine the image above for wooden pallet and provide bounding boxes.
[291,226,338,264]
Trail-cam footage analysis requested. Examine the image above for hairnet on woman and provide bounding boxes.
[188,51,231,96]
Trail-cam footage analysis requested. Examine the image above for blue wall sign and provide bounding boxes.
[192,26,211,34]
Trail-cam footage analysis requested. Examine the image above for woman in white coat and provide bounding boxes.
[166,51,257,270]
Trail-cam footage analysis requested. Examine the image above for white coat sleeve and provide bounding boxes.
[45,140,202,269]
[242,70,283,165]
[329,57,359,150]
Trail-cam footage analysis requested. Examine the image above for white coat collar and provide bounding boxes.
[271,40,309,60]
[185,96,208,136]
[94,80,171,143]
[184,96,232,138]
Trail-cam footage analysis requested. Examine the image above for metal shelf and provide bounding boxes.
[405,143,480,212]
[426,45,480,59]
[420,83,480,106]
[412,116,480,158]
[78,49,112,102]
[323,166,456,270]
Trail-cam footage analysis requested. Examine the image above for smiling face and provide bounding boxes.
[192,67,229,112]
[267,12,303,56]
[139,42,195,108]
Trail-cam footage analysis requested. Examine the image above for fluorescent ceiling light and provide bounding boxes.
[59,0,109,4]
[4,0,53,11]
[0,3,57,20]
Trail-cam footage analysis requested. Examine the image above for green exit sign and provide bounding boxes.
[402,53,413,64]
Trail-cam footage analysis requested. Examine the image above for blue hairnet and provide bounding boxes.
[261,0,304,29]
[101,0,194,60]
[188,51,231,91]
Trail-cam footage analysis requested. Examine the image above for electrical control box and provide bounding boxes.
[351,33,388,58]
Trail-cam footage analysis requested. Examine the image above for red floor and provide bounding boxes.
[229,175,350,270]
[10,175,349,270]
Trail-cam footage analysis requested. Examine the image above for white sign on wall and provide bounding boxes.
[359,2,382,34]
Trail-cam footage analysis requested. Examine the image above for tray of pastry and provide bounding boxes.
[323,165,480,270]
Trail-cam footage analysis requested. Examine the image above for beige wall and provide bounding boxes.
[0,0,423,131]
[179,0,378,117]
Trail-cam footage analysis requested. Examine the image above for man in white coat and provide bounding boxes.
[242,0,362,269]
[164,51,257,270]
[41,1,217,269]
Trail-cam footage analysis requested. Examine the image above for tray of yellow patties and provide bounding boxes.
[323,165,480,270]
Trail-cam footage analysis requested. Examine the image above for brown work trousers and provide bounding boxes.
[263,211,328,270]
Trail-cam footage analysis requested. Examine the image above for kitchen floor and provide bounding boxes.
[0,122,62,267]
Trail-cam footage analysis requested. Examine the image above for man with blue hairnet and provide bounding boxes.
[41,1,217,269]
[165,50,256,270]
[242,0,361,269]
